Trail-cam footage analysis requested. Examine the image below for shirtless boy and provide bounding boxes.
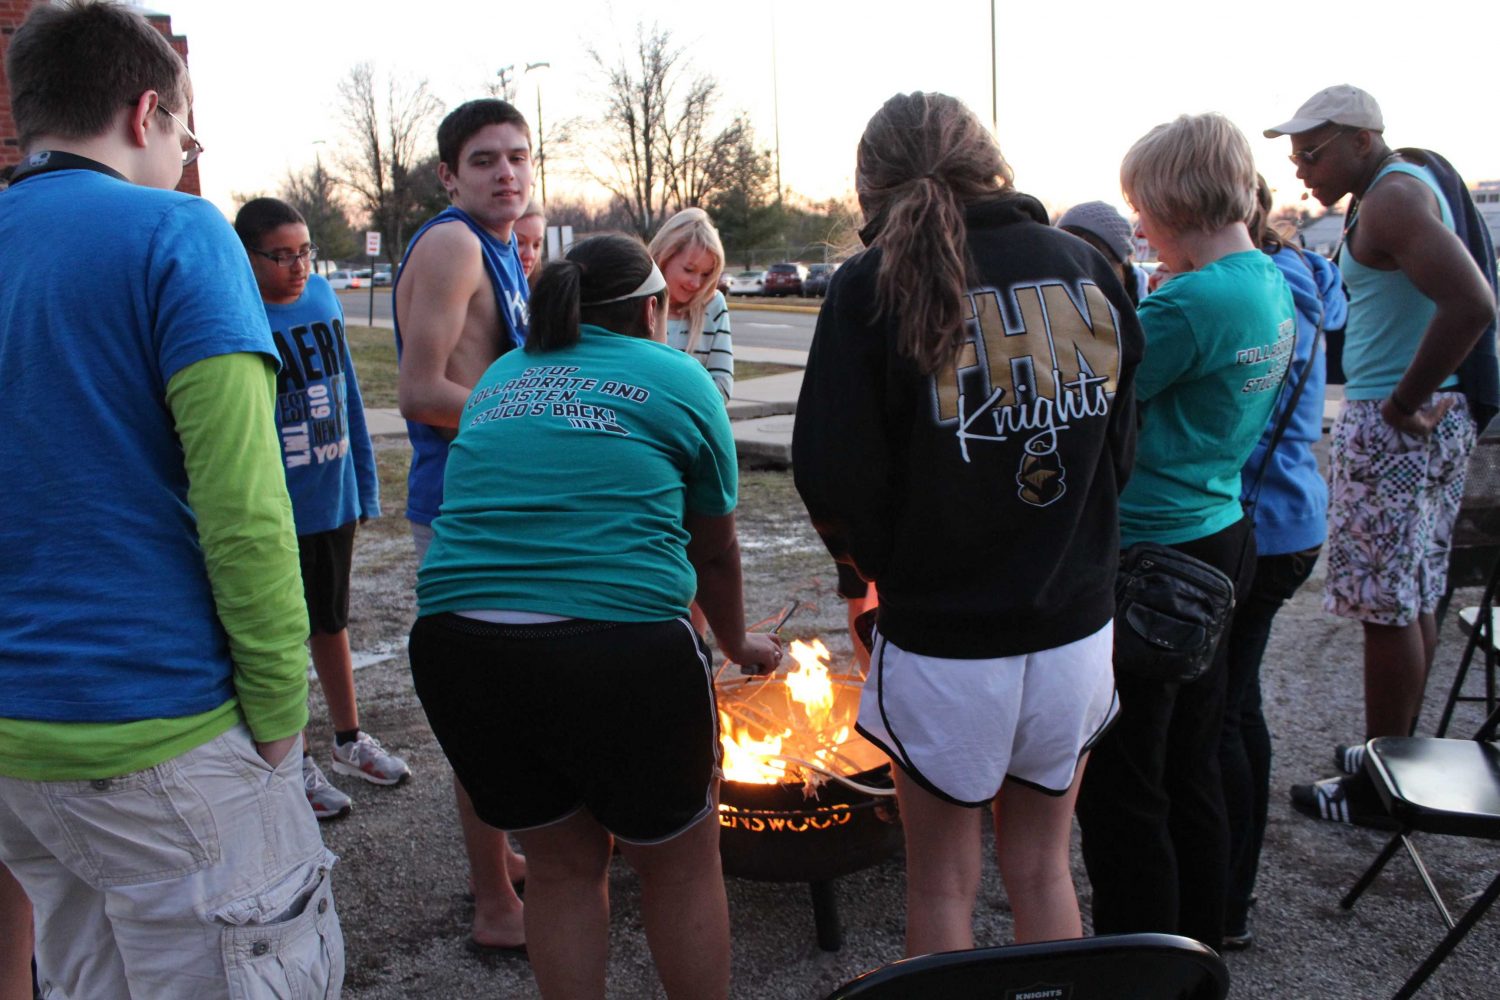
[395,99,533,953]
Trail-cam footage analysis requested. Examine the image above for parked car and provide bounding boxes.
[717,270,733,296]
[762,262,808,297]
[327,269,362,290]
[728,270,766,296]
[372,266,393,287]
[802,262,839,297]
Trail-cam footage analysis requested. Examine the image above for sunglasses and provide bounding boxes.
[1288,129,1352,168]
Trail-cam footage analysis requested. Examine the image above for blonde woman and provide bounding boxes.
[514,201,545,279]
[650,208,734,400]
[1074,113,1297,953]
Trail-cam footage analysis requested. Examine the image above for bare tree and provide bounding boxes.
[584,24,747,237]
[281,155,359,263]
[542,194,638,236]
[333,63,444,262]
[706,118,778,266]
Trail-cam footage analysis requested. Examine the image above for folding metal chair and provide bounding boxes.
[1340,704,1500,998]
[1434,433,1500,630]
[821,932,1228,1000]
[1434,550,1500,737]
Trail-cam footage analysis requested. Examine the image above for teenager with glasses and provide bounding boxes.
[235,197,406,824]
[0,3,341,996]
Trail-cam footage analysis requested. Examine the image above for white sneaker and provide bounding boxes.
[330,732,411,786]
[302,755,352,821]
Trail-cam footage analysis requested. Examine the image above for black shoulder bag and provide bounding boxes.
[1115,253,1325,684]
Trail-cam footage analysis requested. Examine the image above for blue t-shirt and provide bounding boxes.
[418,326,738,622]
[1119,251,1295,547]
[394,206,530,525]
[266,274,381,535]
[0,168,275,723]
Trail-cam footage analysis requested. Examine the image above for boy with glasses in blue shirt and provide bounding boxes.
[235,197,407,822]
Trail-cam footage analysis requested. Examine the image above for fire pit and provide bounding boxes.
[716,638,903,951]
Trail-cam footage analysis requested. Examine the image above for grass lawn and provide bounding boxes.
[347,324,798,409]
[735,361,800,381]
[346,325,398,409]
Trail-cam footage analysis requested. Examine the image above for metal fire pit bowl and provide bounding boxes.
[715,672,903,951]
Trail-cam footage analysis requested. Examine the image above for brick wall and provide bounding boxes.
[0,0,30,173]
[0,3,199,195]
[145,11,197,195]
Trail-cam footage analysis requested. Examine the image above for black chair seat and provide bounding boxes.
[1341,708,1500,998]
[822,932,1227,1000]
[1368,736,1500,838]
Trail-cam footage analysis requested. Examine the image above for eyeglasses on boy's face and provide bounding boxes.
[249,245,319,268]
[1288,129,1353,168]
[156,106,204,166]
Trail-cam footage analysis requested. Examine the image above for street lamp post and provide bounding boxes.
[990,0,998,131]
[771,16,783,205]
[525,61,550,208]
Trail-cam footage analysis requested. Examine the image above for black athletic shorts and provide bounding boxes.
[409,613,720,844]
[297,520,357,635]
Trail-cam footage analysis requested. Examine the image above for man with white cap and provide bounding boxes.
[1266,85,1498,826]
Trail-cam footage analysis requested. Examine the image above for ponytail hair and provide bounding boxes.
[527,233,666,352]
[1250,173,1297,256]
[648,207,725,354]
[856,92,1013,374]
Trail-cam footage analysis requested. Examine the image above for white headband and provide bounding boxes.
[585,261,667,304]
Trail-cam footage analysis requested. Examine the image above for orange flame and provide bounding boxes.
[785,638,835,731]
[718,638,852,786]
[719,712,790,784]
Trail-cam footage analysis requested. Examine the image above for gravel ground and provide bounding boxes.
[317,439,1500,999]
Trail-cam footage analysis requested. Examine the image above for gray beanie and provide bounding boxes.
[1057,201,1135,264]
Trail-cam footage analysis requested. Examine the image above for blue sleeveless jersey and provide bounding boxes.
[393,206,530,525]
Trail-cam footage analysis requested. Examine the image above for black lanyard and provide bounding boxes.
[6,150,127,186]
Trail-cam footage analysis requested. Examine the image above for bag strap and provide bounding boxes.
[1243,247,1326,516]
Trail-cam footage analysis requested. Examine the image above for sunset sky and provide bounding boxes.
[149,0,1499,223]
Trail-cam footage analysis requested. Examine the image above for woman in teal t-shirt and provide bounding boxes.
[409,234,778,1000]
[1075,113,1296,954]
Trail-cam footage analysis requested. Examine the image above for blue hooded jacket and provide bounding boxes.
[1241,246,1348,555]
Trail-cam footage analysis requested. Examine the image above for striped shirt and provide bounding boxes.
[667,290,733,400]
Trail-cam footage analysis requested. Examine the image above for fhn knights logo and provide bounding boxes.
[930,280,1122,508]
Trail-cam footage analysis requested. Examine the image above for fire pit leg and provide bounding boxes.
[809,880,843,952]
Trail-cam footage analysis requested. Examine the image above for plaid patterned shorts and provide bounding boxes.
[1324,394,1475,626]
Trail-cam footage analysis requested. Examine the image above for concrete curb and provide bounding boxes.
[732,414,795,467]
[728,299,821,315]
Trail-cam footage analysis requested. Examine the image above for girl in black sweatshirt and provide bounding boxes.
[793,91,1143,953]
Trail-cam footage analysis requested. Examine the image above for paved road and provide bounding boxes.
[336,288,815,351]
[730,308,816,350]
[336,286,393,326]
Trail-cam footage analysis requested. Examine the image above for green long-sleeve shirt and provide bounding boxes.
[0,353,308,780]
